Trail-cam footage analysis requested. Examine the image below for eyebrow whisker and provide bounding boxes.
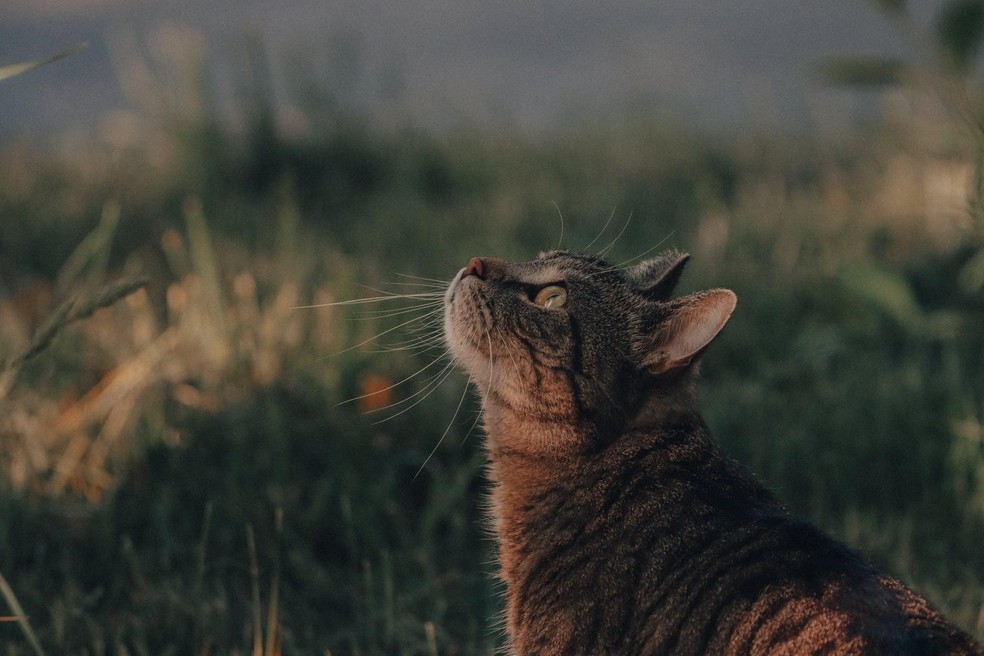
[582,205,618,253]
[597,210,633,259]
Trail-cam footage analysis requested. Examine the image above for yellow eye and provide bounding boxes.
[533,285,567,309]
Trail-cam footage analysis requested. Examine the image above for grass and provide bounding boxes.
[0,74,983,652]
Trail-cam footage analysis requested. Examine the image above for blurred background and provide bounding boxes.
[1,0,983,653]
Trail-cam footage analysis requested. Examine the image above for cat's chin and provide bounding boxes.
[443,274,492,389]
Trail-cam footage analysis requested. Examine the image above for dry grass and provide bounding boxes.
[0,196,339,501]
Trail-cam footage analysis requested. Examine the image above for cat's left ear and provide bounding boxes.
[635,289,737,375]
[628,251,690,301]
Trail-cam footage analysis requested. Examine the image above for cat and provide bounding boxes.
[442,249,983,655]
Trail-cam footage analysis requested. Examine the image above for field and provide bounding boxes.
[2,43,984,654]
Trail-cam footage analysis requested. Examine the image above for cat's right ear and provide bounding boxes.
[634,289,737,375]
[628,251,690,301]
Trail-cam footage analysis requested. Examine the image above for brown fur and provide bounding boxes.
[443,250,983,655]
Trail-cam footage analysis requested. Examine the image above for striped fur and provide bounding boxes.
[443,250,982,655]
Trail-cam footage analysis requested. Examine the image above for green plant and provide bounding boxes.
[818,0,984,292]
[0,43,88,82]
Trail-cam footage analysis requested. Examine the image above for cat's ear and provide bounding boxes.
[628,251,690,301]
[636,289,736,375]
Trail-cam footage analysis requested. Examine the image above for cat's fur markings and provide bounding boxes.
[443,250,983,656]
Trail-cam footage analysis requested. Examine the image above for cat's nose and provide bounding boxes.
[463,257,486,279]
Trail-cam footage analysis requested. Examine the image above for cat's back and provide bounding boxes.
[503,426,982,655]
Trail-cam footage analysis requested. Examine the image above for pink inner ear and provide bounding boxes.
[647,289,737,375]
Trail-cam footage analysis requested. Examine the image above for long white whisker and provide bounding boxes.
[378,278,448,288]
[367,344,445,356]
[294,291,443,309]
[355,283,443,298]
[582,205,617,252]
[369,359,458,421]
[552,200,565,250]
[336,352,452,407]
[414,376,471,481]
[459,328,492,448]
[368,359,455,411]
[458,403,484,447]
[597,210,633,259]
[393,315,446,338]
[611,232,676,270]
[377,329,446,350]
[494,327,522,379]
[486,328,493,386]
[355,302,443,320]
[395,272,451,284]
[369,332,447,354]
[378,283,447,291]
[366,326,447,353]
[366,344,445,356]
[330,307,445,356]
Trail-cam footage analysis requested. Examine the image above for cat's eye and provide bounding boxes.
[532,285,567,309]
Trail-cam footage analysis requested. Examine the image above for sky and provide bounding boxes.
[0,0,949,138]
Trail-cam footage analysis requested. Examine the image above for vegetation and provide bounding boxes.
[1,8,984,652]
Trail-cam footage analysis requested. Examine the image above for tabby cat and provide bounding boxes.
[442,249,983,655]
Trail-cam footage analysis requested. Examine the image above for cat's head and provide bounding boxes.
[443,250,736,455]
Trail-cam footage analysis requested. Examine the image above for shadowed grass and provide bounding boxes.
[0,568,45,656]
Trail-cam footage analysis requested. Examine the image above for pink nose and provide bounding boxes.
[463,257,486,279]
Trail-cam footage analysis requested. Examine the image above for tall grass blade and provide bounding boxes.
[0,43,88,82]
[183,197,226,321]
[247,526,264,656]
[0,278,147,399]
[8,279,148,368]
[56,201,121,290]
[0,568,45,656]
[264,508,283,656]
[424,622,438,656]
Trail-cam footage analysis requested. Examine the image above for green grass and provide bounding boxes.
[0,102,982,653]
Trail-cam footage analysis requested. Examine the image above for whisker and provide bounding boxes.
[459,397,485,447]
[610,232,677,270]
[294,291,443,309]
[330,307,445,356]
[367,328,447,353]
[393,321,445,339]
[369,359,458,420]
[495,327,528,402]
[395,272,451,284]
[414,376,471,480]
[581,205,618,252]
[459,328,492,448]
[377,329,446,350]
[378,280,447,289]
[597,210,633,259]
[336,351,452,407]
[461,330,492,446]
[365,343,445,356]
[371,334,447,354]
[552,200,565,250]
[486,328,493,384]
[494,327,523,379]
[354,302,444,320]
[367,346,444,357]
[355,283,444,298]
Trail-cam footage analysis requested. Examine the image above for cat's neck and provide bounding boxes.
[481,409,735,648]
[484,407,706,494]
[480,374,701,463]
